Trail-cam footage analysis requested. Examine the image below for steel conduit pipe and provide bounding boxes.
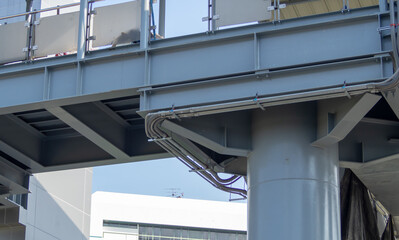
[146,115,247,197]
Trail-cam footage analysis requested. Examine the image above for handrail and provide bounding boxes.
[0,0,103,21]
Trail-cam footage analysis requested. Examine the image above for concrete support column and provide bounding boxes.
[248,102,341,240]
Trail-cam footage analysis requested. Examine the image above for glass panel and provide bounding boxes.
[209,232,218,240]
[92,0,141,48]
[181,229,189,239]
[277,0,380,21]
[139,226,152,240]
[214,0,272,28]
[161,227,179,239]
[189,230,204,239]
[0,21,27,64]
[216,232,229,240]
[34,11,79,57]
[153,227,161,240]
[236,234,246,240]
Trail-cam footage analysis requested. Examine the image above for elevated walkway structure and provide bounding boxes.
[1,0,399,239]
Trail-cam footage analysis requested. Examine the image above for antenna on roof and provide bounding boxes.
[165,188,184,198]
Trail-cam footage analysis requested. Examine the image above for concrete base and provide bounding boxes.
[247,102,340,240]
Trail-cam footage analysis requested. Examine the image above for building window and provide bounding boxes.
[103,220,247,240]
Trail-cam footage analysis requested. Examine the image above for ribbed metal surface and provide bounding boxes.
[12,96,144,138]
[14,109,78,137]
[102,96,144,128]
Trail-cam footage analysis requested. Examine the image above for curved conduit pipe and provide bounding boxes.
[146,115,247,198]
[148,115,243,187]
[145,3,399,199]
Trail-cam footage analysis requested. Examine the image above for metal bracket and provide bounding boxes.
[34,20,40,25]
[202,15,219,22]
[267,3,286,11]
[255,69,270,79]
[342,81,352,99]
[32,45,38,51]
[88,36,96,40]
[169,104,181,120]
[253,93,265,111]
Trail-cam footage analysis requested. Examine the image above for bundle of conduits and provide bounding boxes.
[145,1,399,199]
[145,115,247,198]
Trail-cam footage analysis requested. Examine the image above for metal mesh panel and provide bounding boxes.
[0,21,27,64]
[34,11,79,57]
[92,0,141,48]
[214,0,272,28]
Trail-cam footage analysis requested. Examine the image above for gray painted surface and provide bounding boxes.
[19,168,92,240]
[247,103,340,240]
[0,1,398,238]
[0,226,26,240]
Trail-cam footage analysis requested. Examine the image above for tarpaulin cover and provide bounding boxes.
[340,169,381,240]
[381,215,395,240]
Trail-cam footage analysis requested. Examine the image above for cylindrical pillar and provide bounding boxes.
[248,102,340,240]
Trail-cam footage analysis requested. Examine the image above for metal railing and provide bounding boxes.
[0,0,386,65]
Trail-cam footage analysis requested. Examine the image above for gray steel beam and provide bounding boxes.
[382,88,399,119]
[46,106,130,159]
[312,93,381,148]
[38,152,170,173]
[161,120,250,157]
[0,116,43,170]
[0,157,30,195]
[339,121,399,163]
[0,6,388,115]
[144,56,389,111]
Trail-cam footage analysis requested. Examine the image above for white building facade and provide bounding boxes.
[90,192,247,240]
[0,1,92,240]
[0,168,92,240]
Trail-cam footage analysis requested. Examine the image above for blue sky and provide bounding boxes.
[92,0,247,203]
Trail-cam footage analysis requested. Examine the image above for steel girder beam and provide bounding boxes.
[41,102,169,169]
[0,115,43,170]
[0,6,389,115]
[339,118,399,163]
[161,120,249,157]
[47,106,130,159]
[312,93,382,148]
[0,157,29,195]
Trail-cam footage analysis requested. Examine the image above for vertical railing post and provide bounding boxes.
[77,0,88,61]
[158,0,166,37]
[379,0,388,11]
[140,0,150,49]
